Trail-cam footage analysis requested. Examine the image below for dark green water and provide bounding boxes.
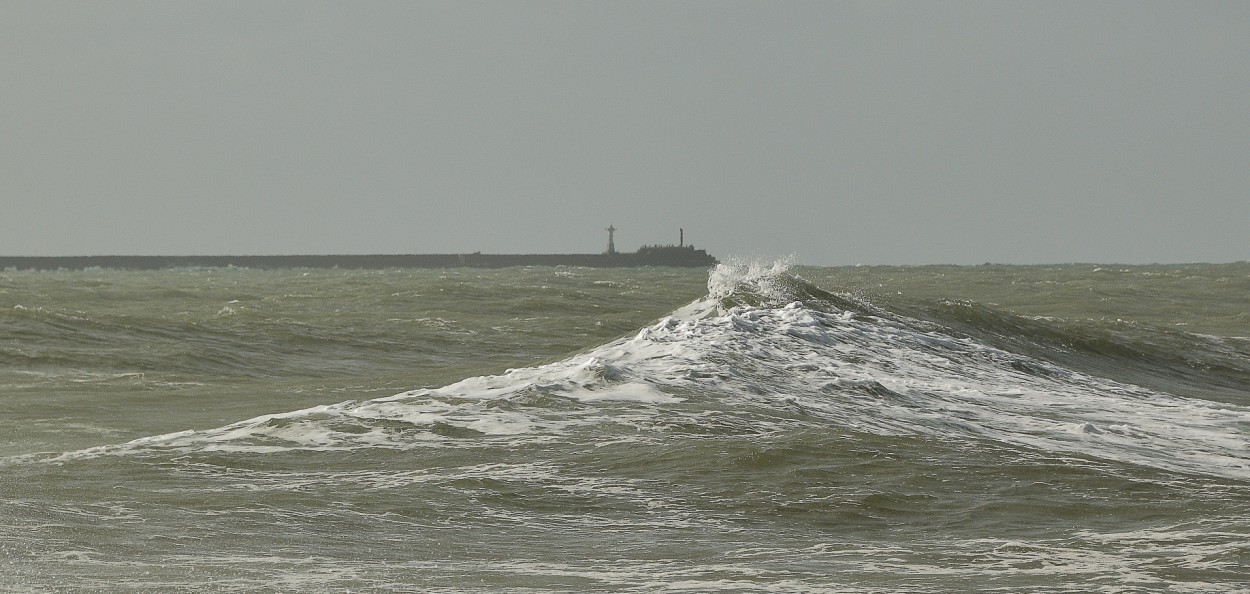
[2,262,1247,592]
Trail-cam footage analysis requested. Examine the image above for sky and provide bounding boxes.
[2,1,1248,265]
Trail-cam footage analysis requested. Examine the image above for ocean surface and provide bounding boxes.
[2,261,1248,592]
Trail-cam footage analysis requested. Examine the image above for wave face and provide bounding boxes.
[3,263,1249,591]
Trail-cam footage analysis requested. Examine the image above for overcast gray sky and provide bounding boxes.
[3,1,1247,265]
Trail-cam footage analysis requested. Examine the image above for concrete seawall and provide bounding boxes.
[0,250,718,271]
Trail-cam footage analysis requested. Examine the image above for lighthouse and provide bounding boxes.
[605,225,617,255]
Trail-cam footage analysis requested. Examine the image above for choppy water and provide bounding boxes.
[2,262,1248,592]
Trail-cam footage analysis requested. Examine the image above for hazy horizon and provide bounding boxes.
[4,2,1248,266]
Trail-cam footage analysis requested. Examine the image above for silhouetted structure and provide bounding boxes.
[0,228,718,271]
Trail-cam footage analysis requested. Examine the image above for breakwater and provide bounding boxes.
[0,247,717,271]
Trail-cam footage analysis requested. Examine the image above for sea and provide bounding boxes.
[1,260,1248,593]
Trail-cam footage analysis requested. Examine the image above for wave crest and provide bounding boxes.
[707,256,882,317]
[707,256,796,307]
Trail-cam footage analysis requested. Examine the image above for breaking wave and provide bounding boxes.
[37,260,1250,483]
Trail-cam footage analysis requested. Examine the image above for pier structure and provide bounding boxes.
[0,226,717,270]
